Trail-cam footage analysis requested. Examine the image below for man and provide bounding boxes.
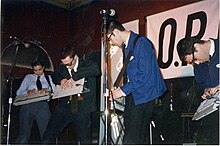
[15,59,55,144]
[42,46,100,144]
[177,36,219,144]
[108,19,167,144]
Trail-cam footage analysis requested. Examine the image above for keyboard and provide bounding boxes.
[192,92,219,121]
[13,91,51,106]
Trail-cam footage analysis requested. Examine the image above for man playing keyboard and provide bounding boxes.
[15,59,55,144]
[177,36,219,144]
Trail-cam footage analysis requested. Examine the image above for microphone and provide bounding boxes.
[10,36,30,48]
[100,9,115,16]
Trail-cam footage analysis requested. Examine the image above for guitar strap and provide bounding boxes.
[113,35,142,87]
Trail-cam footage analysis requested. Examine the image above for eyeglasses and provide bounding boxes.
[107,32,114,42]
[183,48,196,64]
[63,58,74,66]
[191,46,198,63]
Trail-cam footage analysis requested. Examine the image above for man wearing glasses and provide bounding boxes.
[177,36,219,144]
[108,19,167,144]
[42,46,100,144]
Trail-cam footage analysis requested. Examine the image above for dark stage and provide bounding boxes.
[1,76,208,145]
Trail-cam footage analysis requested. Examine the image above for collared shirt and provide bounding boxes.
[209,39,220,69]
[209,39,215,56]
[73,56,79,72]
[68,56,79,76]
[121,32,131,97]
[124,31,131,48]
[16,73,55,96]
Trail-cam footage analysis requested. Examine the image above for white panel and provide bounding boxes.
[146,0,219,79]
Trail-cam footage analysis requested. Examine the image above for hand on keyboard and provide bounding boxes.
[201,85,220,99]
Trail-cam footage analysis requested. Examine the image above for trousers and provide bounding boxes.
[123,94,155,144]
[42,104,92,144]
[15,101,51,144]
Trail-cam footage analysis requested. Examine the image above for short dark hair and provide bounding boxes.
[107,19,125,34]
[177,37,204,61]
[31,59,44,68]
[60,45,77,60]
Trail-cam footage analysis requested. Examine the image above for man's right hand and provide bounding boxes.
[60,78,75,89]
[27,89,36,95]
[201,84,220,99]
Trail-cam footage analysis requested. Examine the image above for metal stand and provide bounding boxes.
[110,111,124,144]
[99,11,111,144]
[98,12,124,145]
[4,44,20,145]
[149,121,153,144]
[6,78,13,145]
[98,10,125,145]
[149,120,165,144]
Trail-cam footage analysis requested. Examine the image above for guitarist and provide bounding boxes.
[108,19,167,144]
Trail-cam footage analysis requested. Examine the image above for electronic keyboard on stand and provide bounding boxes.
[14,78,87,106]
[192,91,219,121]
[13,91,51,106]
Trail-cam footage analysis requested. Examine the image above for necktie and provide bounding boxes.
[36,76,42,90]
[71,69,75,76]
[69,69,78,113]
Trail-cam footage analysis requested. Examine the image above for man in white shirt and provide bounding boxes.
[15,59,55,144]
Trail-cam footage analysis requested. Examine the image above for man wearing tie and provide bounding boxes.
[42,46,100,144]
[107,19,167,144]
[15,59,55,144]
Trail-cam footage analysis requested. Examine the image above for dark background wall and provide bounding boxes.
[1,0,202,145]
[1,0,201,75]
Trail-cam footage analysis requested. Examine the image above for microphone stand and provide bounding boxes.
[99,13,124,145]
[5,44,20,145]
[99,13,114,145]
